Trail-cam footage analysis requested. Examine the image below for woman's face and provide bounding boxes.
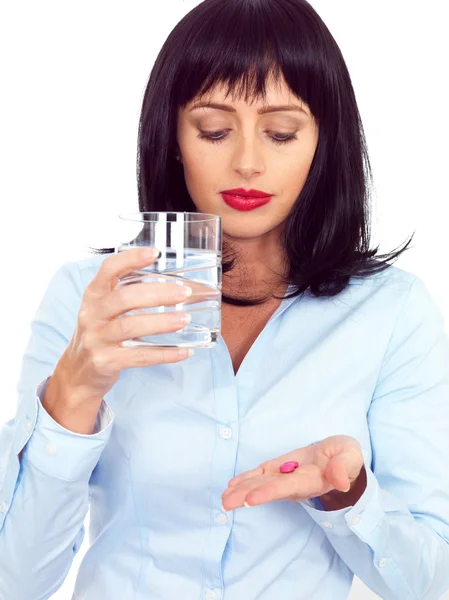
[176,75,319,242]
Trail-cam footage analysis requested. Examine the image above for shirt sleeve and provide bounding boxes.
[25,375,114,481]
[300,275,449,600]
[0,260,114,599]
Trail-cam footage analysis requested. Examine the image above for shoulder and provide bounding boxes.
[40,253,112,307]
[346,263,418,307]
[347,262,416,291]
[345,263,444,333]
[76,252,112,279]
[61,252,112,290]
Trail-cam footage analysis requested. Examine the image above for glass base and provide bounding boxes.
[121,329,219,349]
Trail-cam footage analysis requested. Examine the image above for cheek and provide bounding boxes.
[279,158,311,191]
[182,162,220,210]
[183,161,211,192]
[183,149,224,189]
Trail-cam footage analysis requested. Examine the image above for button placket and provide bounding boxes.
[215,512,228,526]
[219,427,232,440]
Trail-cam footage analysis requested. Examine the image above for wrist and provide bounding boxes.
[42,370,102,435]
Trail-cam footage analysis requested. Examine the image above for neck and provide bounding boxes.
[222,233,288,300]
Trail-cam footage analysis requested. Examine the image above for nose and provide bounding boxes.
[230,135,266,179]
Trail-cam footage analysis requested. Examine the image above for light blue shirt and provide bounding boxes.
[1,253,449,600]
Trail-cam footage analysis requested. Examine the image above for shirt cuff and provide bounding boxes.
[20,376,115,482]
[299,465,385,539]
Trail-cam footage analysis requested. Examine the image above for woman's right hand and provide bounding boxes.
[47,247,194,425]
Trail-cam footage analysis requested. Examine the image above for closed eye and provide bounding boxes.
[197,129,298,146]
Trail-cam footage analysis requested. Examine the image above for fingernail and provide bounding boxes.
[342,484,351,493]
[174,285,193,300]
[143,248,160,259]
[178,348,194,358]
[172,312,192,326]
[243,501,251,508]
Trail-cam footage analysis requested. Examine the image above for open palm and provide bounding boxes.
[221,435,364,510]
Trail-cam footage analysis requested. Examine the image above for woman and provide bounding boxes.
[1,0,448,599]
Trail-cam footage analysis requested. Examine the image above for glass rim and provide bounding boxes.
[118,211,221,224]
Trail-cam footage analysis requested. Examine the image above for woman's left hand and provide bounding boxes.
[221,435,365,510]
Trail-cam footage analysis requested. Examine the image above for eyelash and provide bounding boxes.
[197,129,298,146]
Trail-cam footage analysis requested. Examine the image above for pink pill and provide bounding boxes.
[279,461,299,473]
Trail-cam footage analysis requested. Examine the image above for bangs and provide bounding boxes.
[171,0,329,117]
[126,0,413,300]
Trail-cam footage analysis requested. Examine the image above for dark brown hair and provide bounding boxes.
[90,0,414,306]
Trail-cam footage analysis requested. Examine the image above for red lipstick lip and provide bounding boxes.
[220,193,273,211]
[220,188,272,198]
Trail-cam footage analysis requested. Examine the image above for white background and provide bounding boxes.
[0,1,448,598]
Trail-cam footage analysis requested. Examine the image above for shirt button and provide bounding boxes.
[45,443,58,456]
[219,427,232,440]
[216,512,228,526]
[25,420,33,432]
[205,590,217,600]
[320,521,334,529]
[351,515,361,526]
[378,558,388,568]
[0,502,7,513]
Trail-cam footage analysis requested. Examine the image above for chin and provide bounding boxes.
[223,219,278,239]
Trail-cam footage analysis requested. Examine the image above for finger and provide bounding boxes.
[98,281,191,321]
[227,466,265,487]
[324,455,351,492]
[227,448,312,487]
[89,247,159,296]
[110,344,193,369]
[223,466,323,510]
[100,311,191,344]
[245,466,325,507]
[222,474,273,510]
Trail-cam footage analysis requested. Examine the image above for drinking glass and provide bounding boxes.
[115,212,222,348]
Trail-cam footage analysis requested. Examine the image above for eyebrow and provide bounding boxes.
[189,102,309,116]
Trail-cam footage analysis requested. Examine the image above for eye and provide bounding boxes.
[270,133,298,146]
[197,130,298,146]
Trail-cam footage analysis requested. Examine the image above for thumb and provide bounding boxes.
[324,454,351,492]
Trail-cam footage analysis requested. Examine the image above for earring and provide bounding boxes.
[176,155,181,162]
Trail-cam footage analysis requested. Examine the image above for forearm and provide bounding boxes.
[1,389,114,598]
[18,375,101,464]
[42,363,103,435]
[301,465,449,599]
[0,458,88,599]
